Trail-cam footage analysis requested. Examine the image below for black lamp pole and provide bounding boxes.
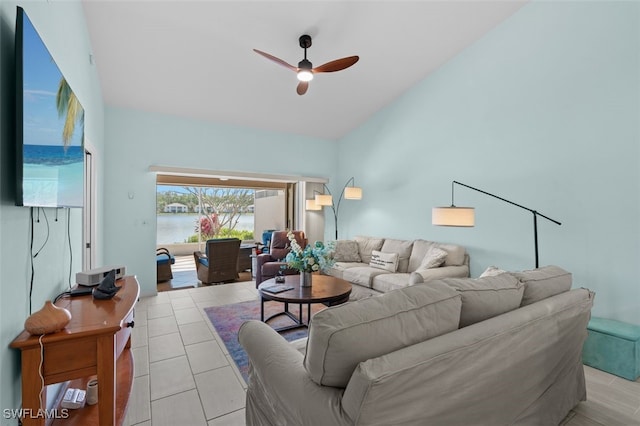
[325,184,339,240]
[315,177,359,240]
[451,181,562,268]
[320,183,343,241]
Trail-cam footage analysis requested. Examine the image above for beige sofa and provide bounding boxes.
[326,236,470,299]
[239,266,594,425]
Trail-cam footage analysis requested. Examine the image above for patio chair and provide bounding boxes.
[156,247,175,283]
[255,230,307,287]
[193,238,242,284]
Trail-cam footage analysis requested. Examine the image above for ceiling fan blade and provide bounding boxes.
[297,81,309,96]
[313,56,359,73]
[253,49,297,72]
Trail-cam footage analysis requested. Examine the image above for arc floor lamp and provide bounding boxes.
[306,177,362,240]
[432,180,561,268]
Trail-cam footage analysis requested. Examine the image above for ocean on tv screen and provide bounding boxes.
[22,145,83,207]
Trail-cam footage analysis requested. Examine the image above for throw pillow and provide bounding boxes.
[418,246,448,270]
[380,239,414,273]
[354,236,384,264]
[479,265,507,278]
[304,282,462,387]
[332,240,361,263]
[369,250,399,272]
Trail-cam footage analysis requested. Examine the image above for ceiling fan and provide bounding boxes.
[253,34,359,96]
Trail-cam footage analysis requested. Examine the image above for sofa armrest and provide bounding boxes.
[418,264,469,281]
[256,252,275,265]
[255,253,275,285]
[238,320,351,426]
[193,251,207,267]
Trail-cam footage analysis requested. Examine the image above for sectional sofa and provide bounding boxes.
[326,236,470,299]
[239,265,594,425]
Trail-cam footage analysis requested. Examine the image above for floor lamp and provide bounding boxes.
[306,177,362,240]
[432,180,561,268]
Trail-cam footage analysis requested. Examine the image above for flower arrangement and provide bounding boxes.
[284,230,335,273]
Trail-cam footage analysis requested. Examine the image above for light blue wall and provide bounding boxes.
[339,1,639,324]
[103,107,338,297]
[0,0,637,418]
[0,0,104,418]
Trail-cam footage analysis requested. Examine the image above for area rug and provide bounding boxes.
[205,299,325,382]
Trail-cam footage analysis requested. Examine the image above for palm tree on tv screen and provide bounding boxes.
[56,77,84,148]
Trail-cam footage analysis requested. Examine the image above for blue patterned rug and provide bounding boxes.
[204,299,324,382]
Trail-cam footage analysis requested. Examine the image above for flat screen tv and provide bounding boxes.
[15,6,84,208]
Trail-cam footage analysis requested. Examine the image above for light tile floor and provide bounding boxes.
[128,279,640,426]
[125,280,258,426]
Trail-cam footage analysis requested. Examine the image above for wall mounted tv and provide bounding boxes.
[15,6,84,208]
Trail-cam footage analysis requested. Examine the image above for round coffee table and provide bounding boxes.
[258,274,352,332]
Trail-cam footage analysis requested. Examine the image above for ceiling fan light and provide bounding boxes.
[297,70,313,82]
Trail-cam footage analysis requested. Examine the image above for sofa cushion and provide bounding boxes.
[343,266,391,288]
[156,253,175,266]
[380,239,414,273]
[511,265,572,306]
[408,240,466,271]
[370,250,399,272]
[354,236,384,264]
[332,240,361,262]
[371,273,411,293]
[417,246,448,270]
[433,242,466,267]
[438,274,524,327]
[326,261,362,280]
[408,240,433,272]
[304,282,462,387]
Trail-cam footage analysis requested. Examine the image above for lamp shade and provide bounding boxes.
[344,186,362,200]
[305,199,321,211]
[432,207,475,227]
[315,194,333,206]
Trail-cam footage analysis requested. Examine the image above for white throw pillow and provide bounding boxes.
[369,250,399,272]
[418,246,448,270]
[479,265,507,278]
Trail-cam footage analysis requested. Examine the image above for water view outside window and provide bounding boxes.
[157,185,255,244]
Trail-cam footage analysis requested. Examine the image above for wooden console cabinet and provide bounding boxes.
[10,276,140,426]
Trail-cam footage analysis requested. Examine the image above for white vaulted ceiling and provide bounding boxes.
[82,0,528,140]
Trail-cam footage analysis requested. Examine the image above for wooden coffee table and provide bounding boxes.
[258,274,352,332]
